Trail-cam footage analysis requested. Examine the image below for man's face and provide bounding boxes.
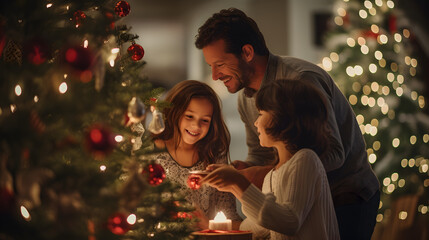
[202,39,252,93]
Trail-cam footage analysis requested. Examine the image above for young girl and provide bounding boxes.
[152,80,241,229]
[201,79,340,239]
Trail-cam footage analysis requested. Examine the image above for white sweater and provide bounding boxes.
[239,149,340,240]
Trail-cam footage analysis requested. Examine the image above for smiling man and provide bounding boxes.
[195,8,380,240]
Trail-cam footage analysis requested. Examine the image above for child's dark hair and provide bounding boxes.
[255,79,331,157]
[153,80,230,164]
[195,8,269,57]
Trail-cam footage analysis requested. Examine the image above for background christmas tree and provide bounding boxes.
[0,0,195,239]
[321,0,429,238]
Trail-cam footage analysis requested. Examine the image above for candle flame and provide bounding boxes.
[214,211,227,221]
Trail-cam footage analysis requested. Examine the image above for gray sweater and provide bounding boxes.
[237,53,380,202]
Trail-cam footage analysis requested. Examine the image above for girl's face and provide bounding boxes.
[179,98,213,146]
[254,110,275,147]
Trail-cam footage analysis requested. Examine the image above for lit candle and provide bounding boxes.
[208,211,232,231]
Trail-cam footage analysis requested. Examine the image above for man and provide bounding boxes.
[195,8,380,240]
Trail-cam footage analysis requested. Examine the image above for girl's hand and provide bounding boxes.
[200,166,250,199]
[205,163,227,172]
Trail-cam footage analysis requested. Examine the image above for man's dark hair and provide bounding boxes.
[195,8,269,57]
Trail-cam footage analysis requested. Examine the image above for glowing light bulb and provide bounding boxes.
[15,85,22,96]
[359,9,368,19]
[59,82,68,94]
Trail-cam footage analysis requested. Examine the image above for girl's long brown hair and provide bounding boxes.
[152,80,230,164]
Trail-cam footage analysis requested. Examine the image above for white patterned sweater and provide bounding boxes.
[155,151,242,221]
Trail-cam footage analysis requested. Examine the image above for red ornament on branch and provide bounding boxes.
[107,212,131,235]
[64,45,93,71]
[142,163,166,186]
[85,124,116,158]
[127,43,144,61]
[187,174,202,190]
[73,10,86,27]
[114,1,130,17]
[24,38,50,65]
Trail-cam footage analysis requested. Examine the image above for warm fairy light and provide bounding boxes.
[84,40,89,48]
[15,85,22,96]
[378,34,388,44]
[337,7,346,16]
[34,95,39,102]
[404,56,411,65]
[410,58,418,67]
[401,159,408,168]
[391,62,398,72]
[392,138,400,148]
[383,177,391,186]
[368,97,376,108]
[10,104,16,113]
[371,119,379,127]
[357,37,366,46]
[371,24,379,33]
[59,82,68,94]
[330,52,339,62]
[393,44,400,53]
[387,184,395,193]
[409,158,416,167]
[411,91,418,100]
[115,135,124,142]
[363,85,371,95]
[346,66,355,77]
[387,0,395,8]
[375,0,383,7]
[391,173,398,181]
[399,211,408,220]
[334,16,344,26]
[369,63,377,73]
[387,73,394,82]
[421,163,428,173]
[394,33,402,42]
[382,86,390,95]
[368,7,376,15]
[359,9,368,19]
[376,214,383,222]
[127,214,137,225]
[410,67,417,76]
[109,59,115,67]
[368,153,376,163]
[379,59,386,67]
[396,87,403,96]
[398,179,405,187]
[354,65,363,75]
[46,3,53,8]
[418,96,425,108]
[100,165,106,171]
[397,75,404,84]
[361,95,369,106]
[377,97,385,107]
[373,141,381,150]
[111,48,120,54]
[388,109,395,120]
[361,45,369,54]
[403,29,410,38]
[20,206,31,221]
[347,38,356,47]
[352,82,361,92]
[374,51,383,60]
[364,0,373,9]
[349,95,357,105]
[420,206,428,214]
[381,104,389,114]
[423,134,429,143]
[322,57,332,71]
[356,114,365,124]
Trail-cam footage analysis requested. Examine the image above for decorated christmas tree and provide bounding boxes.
[0,0,195,239]
[321,0,429,238]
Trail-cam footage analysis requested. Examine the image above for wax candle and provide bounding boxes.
[208,211,232,231]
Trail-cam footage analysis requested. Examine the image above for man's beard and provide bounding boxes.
[236,59,253,94]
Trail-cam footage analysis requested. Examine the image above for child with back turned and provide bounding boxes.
[201,79,340,239]
[152,80,241,229]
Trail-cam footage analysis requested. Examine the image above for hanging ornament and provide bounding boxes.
[85,124,116,158]
[107,212,131,235]
[127,43,144,61]
[148,99,165,134]
[131,122,145,152]
[23,38,50,65]
[187,174,202,190]
[175,211,193,219]
[114,1,131,17]
[73,10,86,27]
[127,97,146,124]
[3,40,22,65]
[142,163,166,186]
[64,45,93,71]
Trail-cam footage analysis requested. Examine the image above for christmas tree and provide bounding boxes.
[321,0,429,238]
[0,0,195,239]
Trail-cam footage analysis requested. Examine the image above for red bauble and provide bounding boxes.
[127,43,144,61]
[107,212,131,235]
[176,211,192,219]
[73,10,86,27]
[114,1,130,17]
[64,46,93,71]
[24,38,50,65]
[187,174,202,190]
[85,125,116,157]
[142,163,166,186]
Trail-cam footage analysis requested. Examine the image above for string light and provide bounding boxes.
[322,57,333,71]
[34,96,39,102]
[359,9,368,19]
[394,33,402,42]
[374,51,383,60]
[337,7,347,16]
[378,34,388,44]
[364,1,373,9]
[361,45,369,54]
[349,95,358,105]
[386,0,395,8]
[399,211,408,220]
[21,206,31,221]
[371,24,379,33]
[382,86,390,95]
[59,82,68,94]
[392,138,400,148]
[375,0,383,7]
[418,96,425,108]
[369,63,377,73]
[352,82,361,92]
[403,29,410,38]
[423,134,429,143]
[330,52,339,62]
[379,59,386,67]
[100,165,106,171]
[347,38,356,47]
[334,16,344,26]
[15,85,22,96]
